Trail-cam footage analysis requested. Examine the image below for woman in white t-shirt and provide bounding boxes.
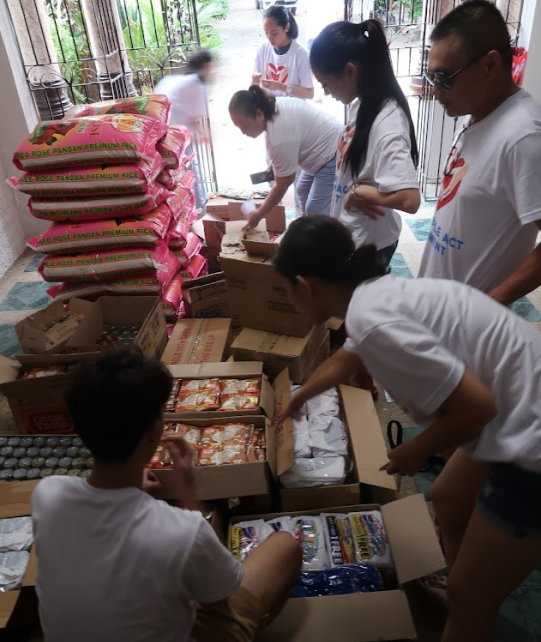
[310,20,421,264]
[253,6,314,100]
[276,215,541,642]
[229,86,342,229]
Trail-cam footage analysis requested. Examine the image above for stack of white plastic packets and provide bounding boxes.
[9,95,207,323]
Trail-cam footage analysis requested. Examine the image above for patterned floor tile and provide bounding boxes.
[0,325,21,358]
[406,217,432,242]
[0,281,53,311]
[511,297,541,322]
[389,252,414,279]
[25,253,45,273]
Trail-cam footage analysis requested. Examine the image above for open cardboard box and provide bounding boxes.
[156,414,276,502]
[182,273,229,319]
[161,319,232,365]
[15,299,91,354]
[231,325,329,384]
[231,494,445,641]
[165,361,274,421]
[65,296,168,360]
[0,352,100,434]
[274,369,397,511]
[220,252,313,338]
[0,480,40,630]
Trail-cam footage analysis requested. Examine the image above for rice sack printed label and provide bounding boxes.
[65,95,172,124]
[322,513,356,566]
[9,153,164,198]
[180,254,208,280]
[39,242,173,283]
[160,274,183,321]
[13,115,167,171]
[48,273,166,302]
[156,154,194,189]
[157,125,192,168]
[27,204,174,255]
[349,510,392,567]
[172,232,202,268]
[29,185,168,222]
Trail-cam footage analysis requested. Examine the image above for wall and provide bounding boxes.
[523,0,541,103]
[0,3,46,278]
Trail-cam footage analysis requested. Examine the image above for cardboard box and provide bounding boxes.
[231,495,446,642]
[205,197,265,221]
[231,325,328,383]
[166,361,274,421]
[161,319,232,365]
[274,369,396,511]
[156,414,276,501]
[0,353,99,435]
[0,481,39,630]
[15,299,90,354]
[220,253,313,338]
[183,273,230,319]
[65,296,168,360]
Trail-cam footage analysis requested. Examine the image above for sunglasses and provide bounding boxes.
[424,49,492,91]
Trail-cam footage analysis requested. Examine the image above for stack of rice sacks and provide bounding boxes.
[10,95,208,323]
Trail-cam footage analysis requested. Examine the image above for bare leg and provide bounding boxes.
[443,508,541,642]
[430,448,489,569]
[241,531,302,619]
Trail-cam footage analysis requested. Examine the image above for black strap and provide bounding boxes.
[387,420,403,450]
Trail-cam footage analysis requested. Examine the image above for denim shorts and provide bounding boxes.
[476,462,541,538]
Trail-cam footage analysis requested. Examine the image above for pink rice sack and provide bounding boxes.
[13,115,167,171]
[9,153,164,198]
[27,203,174,255]
[168,199,197,250]
[39,242,175,283]
[29,185,169,222]
[180,254,208,280]
[157,126,192,168]
[161,274,184,321]
[172,232,202,268]
[65,95,172,124]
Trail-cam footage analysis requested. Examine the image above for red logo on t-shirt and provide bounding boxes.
[337,123,355,171]
[266,63,289,83]
[437,148,469,211]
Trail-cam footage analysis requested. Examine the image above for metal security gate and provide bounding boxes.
[346,0,524,200]
[4,0,218,192]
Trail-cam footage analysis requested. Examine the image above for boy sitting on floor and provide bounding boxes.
[31,345,301,642]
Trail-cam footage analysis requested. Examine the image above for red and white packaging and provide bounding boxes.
[180,254,208,280]
[161,274,184,321]
[172,232,202,268]
[157,125,192,168]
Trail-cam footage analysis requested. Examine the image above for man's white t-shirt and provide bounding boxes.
[154,73,206,130]
[32,477,244,642]
[344,275,541,471]
[254,40,313,97]
[266,97,342,177]
[332,100,418,250]
[418,89,541,293]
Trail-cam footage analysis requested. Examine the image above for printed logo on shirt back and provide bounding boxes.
[266,63,288,83]
[337,122,355,171]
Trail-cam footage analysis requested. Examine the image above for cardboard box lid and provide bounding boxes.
[273,369,397,490]
[162,319,231,365]
[257,591,416,641]
[182,273,227,303]
[228,203,286,233]
[231,327,317,360]
[382,493,446,585]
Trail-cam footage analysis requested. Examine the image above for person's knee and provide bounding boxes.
[430,477,457,518]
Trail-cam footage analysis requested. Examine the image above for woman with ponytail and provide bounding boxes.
[229,85,342,230]
[310,20,421,264]
[253,6,314,100]
[277,215,541,642]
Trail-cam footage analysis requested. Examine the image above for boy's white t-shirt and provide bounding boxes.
[266,97,342,176]
[418,89,541,293]
[32,476,244,642]
[332,99,419,250]
[154,73,206,130]
[344,275,541,472]
[254,40,313,97]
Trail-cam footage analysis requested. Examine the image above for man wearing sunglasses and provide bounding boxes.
[418,0,541,307]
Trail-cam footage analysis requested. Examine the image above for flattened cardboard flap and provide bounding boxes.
[0,480,37,518]
[340,385,396,491]
[273,368,295,476]
[382,494,446,584]
[0,356,20,385]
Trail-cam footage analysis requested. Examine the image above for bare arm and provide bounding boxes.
[489,220,541,306]
[244,173,295,230]
[344,184,421,220]
[162,436,200,511]
[261,79,314,100]
[386,370,497,476]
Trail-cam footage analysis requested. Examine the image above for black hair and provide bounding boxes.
[183,47,214,74]
[310,20,419,178]
[274,215,387,285]
[431,0,513,70]
[263,6,299,40]
[64,345,172,462]
[229,85,277,121]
